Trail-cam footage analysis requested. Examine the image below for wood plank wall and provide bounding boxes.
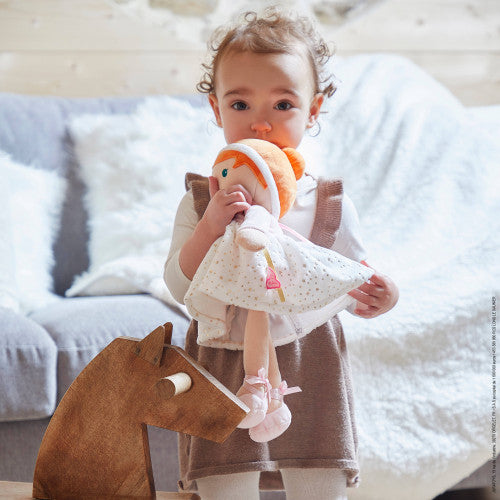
[0,0,498,105]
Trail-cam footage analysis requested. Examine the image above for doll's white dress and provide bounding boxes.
[184,205,373,349]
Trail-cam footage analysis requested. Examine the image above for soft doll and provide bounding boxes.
[184,139,373,442]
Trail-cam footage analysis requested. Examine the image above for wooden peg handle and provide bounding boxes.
[156,372,192,399]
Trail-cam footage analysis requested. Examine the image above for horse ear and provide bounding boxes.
[134,325,166,366]
[163,322,173,345]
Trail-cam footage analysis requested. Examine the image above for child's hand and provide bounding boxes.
[178,177,253,281]
[348,268,399,319]
[200,176,252,241]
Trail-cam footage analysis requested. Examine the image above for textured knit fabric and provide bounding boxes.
[177,174,360,491]
[196,470,261,500]
[281,468,347,500]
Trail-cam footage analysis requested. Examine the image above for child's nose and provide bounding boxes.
[250,119,272,133]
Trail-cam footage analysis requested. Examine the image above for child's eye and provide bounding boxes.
[275,101,292,111]
[231,101,248,111]
[222,168,228,177]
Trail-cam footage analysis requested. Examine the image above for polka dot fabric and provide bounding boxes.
[185,214,373,349]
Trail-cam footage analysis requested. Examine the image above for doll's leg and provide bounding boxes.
[236,310,271,429]
[238,309,270,394]
[248,336,301,442]
[267,334,282,413]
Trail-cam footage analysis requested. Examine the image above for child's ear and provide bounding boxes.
[307,93,324,128]
[208,94,223,128]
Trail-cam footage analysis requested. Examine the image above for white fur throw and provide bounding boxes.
[316,55,500,499]
[0,152,66,313]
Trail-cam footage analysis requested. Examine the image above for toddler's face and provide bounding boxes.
[209,50,323,149]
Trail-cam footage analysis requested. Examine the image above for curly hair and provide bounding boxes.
[197,7,336,98]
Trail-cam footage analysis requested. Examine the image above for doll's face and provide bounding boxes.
[212,158,272,212]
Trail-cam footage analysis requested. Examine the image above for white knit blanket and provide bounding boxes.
[302,55,499,499]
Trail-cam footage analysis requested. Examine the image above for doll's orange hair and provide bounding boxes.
[214,142,305,218]
[214,149,268,189]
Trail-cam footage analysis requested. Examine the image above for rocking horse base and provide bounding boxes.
[0,481,200,500]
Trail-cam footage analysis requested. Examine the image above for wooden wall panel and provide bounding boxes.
[0,0,498,104]
[330,0,499,53]
[0,51,205,96]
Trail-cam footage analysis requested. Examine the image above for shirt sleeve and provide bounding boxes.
[163,190,198,305]
[331,193,369,316]
[331,193,367,263]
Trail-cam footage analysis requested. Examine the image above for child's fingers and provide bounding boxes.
[208,176,219,198]
[348,288,379,307]
[229,201,251,216]
[354,303,379,318]
[354,281,385,297]
[207,191,249,217]
[367,272,389,287]
[225,184,253,205]
[222,191,251,210]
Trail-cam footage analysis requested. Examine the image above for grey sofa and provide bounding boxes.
[0,93,191,492]
[0,92,491,497]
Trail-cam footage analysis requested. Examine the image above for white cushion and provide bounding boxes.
[0,152,66,313]
[65,96,225,310]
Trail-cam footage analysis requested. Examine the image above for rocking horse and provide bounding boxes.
[31,322,248,499]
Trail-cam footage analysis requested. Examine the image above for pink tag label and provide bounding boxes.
[266,267,281,290]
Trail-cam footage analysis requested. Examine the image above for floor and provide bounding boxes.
[258,486,498,499]
[433,488,497,500]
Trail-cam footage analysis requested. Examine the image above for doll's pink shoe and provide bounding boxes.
[237,368,271,429]
[249,381,301,442]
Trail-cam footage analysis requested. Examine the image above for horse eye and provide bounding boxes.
[222,168,228,177]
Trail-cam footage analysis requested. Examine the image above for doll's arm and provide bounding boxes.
[236,205,271,252]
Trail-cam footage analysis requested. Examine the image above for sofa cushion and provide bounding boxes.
[29,295,190,398]
[0,93,206,297]
[0,308,57,421]
[0,152,67,314]
[0,93,142,295]
[63,96,219,309]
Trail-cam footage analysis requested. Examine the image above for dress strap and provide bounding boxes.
[308,177,343,248]
[185,172,210,221]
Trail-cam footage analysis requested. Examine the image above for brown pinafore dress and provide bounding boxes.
[178,174,360,492]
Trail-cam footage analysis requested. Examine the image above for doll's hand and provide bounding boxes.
[348,269,399,319]
[200,176,252,241]
[236,227,268,252]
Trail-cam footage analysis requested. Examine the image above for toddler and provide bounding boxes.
[164,8,398,500]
